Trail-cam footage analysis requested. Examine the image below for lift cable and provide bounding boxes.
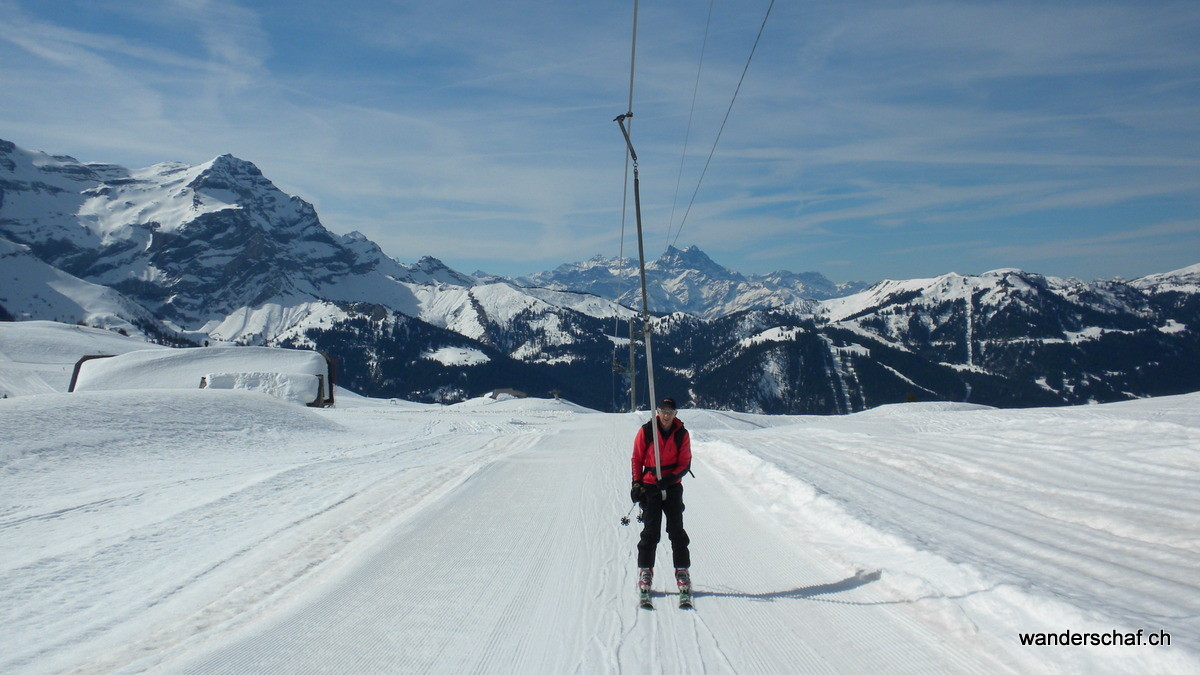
[670,0,776,250]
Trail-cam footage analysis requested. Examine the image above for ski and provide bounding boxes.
[639,590,654,609]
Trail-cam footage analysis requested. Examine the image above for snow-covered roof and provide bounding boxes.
[71,346,334,406]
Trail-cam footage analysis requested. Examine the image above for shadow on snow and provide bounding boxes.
[695,569,884,603]
[692,569,999,608]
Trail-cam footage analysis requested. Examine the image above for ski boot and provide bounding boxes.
[638,568,654,609]
[676,568,693,609]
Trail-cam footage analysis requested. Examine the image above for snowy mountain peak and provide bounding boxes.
[210,153,262,173]
[410,256,475,287]
[583,253,632,270]
[1167,262,1200,276]
[0,137,104,188]
[1133,262,1200,293]
[823,268,1065,322]
[652,245,740,280]
[186,154,285,205]
[1,139,359,327]
[518,244,855,318]
[338,231,408,277]
[2,139,644,355]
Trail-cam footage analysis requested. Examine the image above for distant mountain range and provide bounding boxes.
[517,246,867,319]
[2,137,1197,413]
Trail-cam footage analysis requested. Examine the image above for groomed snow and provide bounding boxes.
[1,380,1197,672]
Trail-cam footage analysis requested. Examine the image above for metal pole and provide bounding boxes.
[615,113,662,488]
[628,318,636,412]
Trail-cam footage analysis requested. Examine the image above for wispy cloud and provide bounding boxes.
[1,0,1197,281]
[976,219,1200,280]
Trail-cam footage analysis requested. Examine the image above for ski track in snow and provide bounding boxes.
[166,411,1000,674]
[692,404,1200,671]
[1,393,1197,672]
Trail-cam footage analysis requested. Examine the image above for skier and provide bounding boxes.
[630,397,692,607]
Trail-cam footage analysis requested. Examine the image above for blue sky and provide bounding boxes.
[1,0,1198,283]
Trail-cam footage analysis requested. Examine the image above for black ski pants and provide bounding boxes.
[637,482,690,569]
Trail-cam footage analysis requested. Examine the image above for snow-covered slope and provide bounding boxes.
[1133,262,1200,294]
[820,267,1168,330]
[0,237,161,336]
[0,320,169,397]
[1,383,1195,672]
[648,267,1197,412]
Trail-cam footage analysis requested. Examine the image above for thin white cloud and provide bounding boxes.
[1,0,1197,280]
[981,220,1200,267]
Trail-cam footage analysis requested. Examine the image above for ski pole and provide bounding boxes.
[619,503,645,526]
[620,503,636,526]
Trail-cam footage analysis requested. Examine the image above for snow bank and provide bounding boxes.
[693,394,1200,672]
[72,346,333,406]
[853,400,996,417]
[448,394,596,414]
[323,386,439,410]
[201,372,320,406]
[0,389,344,466]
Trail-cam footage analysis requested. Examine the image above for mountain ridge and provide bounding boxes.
[515,244,869,319]
[2,137,1197,413]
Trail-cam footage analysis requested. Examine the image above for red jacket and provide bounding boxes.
[631,418,691,486]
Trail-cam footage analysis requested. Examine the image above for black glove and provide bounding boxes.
[630,481,645,503]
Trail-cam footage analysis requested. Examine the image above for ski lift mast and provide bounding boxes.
[614,112,663,488]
